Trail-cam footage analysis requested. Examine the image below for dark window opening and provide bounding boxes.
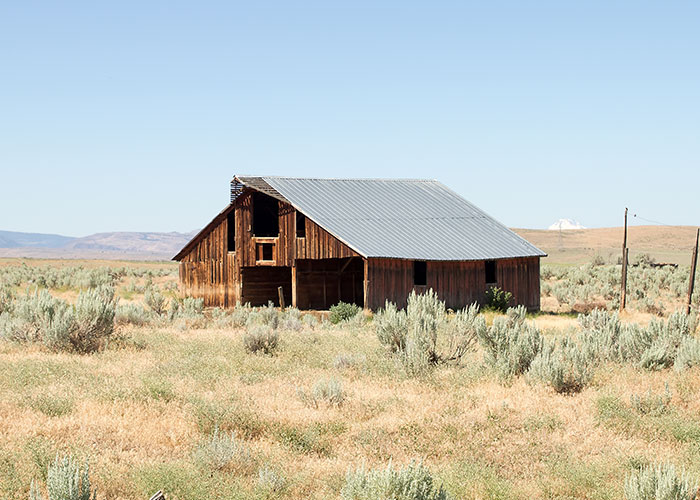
[257,243,274,261]
[413,261,427,286]
[227,211,235,252]
[485,260,497,283]
[296,211,306,238]
[253,192,279,237]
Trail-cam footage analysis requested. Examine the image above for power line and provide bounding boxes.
[631,213,673,226]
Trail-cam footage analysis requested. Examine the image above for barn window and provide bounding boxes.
[227,211,235,252]
[485,260,497,284]
[257,243,274,262]
[413,261,427,286]
[253,192,279,237]
[296,211,306,238]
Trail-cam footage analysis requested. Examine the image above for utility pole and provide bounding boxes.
[686,228,699,315]
[620,208,629,312]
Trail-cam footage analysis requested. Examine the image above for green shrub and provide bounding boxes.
[478,307,542,380]
[624,463,698,500]
[528,337,594,393]
[484,286,513,313]
[341,460,451,500]
[330,301,362,324]
[243,325,279,354]
[298,378,345,408]
[30,455,97,500]
[193,427,254,473]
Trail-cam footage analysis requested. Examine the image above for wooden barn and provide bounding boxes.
[173,176,546,311]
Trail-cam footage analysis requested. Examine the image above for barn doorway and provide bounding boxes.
[241,267,291,306]
[296,257,364,310]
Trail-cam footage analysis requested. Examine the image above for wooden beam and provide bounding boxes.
[363,258,369,310]
[278,286,285,309]
[620,207,629,312]
[291,265,297,308]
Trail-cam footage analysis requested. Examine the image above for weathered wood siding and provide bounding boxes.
[179,210,231,307]
[365,257,540,311]
[177,188,359,307]
[296,218,360,260]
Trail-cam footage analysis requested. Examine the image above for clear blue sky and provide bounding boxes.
[1,1,698,236]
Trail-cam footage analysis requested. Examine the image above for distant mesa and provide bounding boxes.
[548,219,586,231]
[0,229,198,260]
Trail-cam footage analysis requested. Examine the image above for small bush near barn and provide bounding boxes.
[330,301,362,324]
[484,286,513,312]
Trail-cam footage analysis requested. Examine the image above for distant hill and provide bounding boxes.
[0,229,197,260]
[514,225,699,266]
[0,230,76,248]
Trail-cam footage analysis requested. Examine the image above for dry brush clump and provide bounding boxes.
[624,463,699,500]
[578,309,700,372]
[375,290,484,376]
[341,460,451,500]
[542,257,698,314]
[477,305,543,381]
[297,377,345,408]
[192,427,256,473]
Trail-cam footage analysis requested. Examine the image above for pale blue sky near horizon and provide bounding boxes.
[1,1,699,237]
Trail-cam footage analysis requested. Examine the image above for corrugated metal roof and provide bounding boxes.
[236,176,545,261]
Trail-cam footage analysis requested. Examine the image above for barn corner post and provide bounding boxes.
[363,258,370,311]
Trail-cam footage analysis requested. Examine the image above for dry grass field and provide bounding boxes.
[515,225,699,266]
[1,240,700,499]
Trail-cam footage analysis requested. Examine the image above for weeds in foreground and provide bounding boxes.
[30,455,97,500]
[624,463,698,500]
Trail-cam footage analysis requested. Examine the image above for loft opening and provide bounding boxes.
[485,260,497,284]
[296,211,306,238]
[413,261,427,286]
[227,210,235,252]
[256,242,274,262]
[253,192,279,237]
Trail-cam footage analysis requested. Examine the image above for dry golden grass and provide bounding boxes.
[2,257,700,499]
[515,225,699,266]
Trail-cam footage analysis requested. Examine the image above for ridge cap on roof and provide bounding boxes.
[235,175,439,183]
